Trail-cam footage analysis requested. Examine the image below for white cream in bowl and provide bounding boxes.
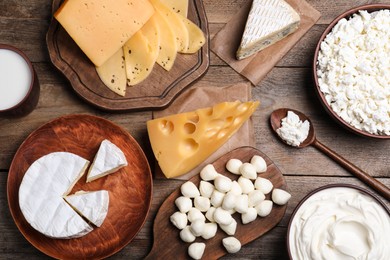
[288,186,390,260]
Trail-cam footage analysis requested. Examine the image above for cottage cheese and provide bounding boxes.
[276,111,310,147]
[317,9,390,135]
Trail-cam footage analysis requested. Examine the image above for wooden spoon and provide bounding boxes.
[146,146,288,259]
[270,108,390,201]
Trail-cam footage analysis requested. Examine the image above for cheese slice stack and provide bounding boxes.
[147,100,260,178]
[236,0,300,60]
[86,139,128,183]
[54,0,155,66]
[19,152,92,239]
[64,190,109,227]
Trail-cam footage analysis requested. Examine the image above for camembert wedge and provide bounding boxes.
[147,100,260,178]
[19,152,92,239]
[236,0,300,60]
[86,139,128,183]
[64,190,109,227]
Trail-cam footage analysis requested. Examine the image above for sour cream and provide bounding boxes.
[288,186,390,260]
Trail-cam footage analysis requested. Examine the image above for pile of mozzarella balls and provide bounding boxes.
[170,155,291,259]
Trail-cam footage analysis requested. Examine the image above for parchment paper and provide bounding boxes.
[211,0,321,86]
[152,83,255,180]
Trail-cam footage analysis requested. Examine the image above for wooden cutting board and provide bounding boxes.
[146,146,288,259]
[46,0,209,111]
[7,114,153,259]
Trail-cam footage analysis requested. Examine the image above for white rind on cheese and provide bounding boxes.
[64,190,109,227]
[18,152,92,239]
[236,0,300,60]
[86,139,128,183]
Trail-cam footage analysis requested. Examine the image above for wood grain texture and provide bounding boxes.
[7,115,152,259]
[46,0,210,111]
[146,147,287,260]
[0,0,390,259]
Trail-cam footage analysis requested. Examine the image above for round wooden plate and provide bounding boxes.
[46,0,210,111]
[7,114,153,259]
[146,146,288,259]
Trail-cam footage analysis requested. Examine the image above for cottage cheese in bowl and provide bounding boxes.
[288,185,390,260]
[316,9,390,136]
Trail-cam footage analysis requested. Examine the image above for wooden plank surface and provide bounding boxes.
[0,0,389,259]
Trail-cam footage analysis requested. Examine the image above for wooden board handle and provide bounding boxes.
[313,139,390,201]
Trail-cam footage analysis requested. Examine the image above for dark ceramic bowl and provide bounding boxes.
[313,4,390,139]
[286,184,390,259]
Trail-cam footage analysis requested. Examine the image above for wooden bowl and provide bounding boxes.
[7,114,153,259]
[312,4,390,139]
[286,184,390,260]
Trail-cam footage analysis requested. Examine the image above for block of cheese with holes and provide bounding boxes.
[147,101,260,178]
[54,0,155,67]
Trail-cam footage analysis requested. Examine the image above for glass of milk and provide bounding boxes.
[0,44,40,117]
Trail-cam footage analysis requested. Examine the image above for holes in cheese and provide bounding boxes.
[54,0,155,67]
[96,48,127,96]
[147,101,260,178]
[160,0,189,17]
[123,31,157,85]
[150,0,189,53]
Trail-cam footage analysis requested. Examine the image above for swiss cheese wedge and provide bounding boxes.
[160,0,189,17]
[96,48,127,96]
[54,0,155,67]
[150,0,189,52]
[123,31,157,86]
[154,11,178,71]
[147,101,260,178]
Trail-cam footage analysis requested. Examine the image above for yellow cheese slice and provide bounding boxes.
[154,11,178,71]
[147,100,260,178]
[180,17,206,54]
[54,0,154,67]
[160,0,189,17]
[140,15,161,66]
[123,31,156,86]
[96,48,127,96]
[150,0,189,53]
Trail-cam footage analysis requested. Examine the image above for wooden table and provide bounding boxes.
[0,0,389,259]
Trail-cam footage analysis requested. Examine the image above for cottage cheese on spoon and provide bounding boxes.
[276,111,310,147]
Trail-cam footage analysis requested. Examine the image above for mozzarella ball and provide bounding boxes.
[255,200,273,217]
[239,163,257,180]
[248,190,266,207]
[187,207,206,222]
[188,242,206,260]
[190,219,205,236]
[201,222,218,240]
[222,192,237,210]
[272,189,291,205]
[180,226,196,243]
[210,190,225,207]
[230,180,242,195]
[237,176,254,194]
[175,196,193,213]
[250,155,267,173]
[181,181,200,198]
[214,174,232,193]
[213,207,234,226]
[234,194,249,214]
[200,164,218,181]
[205,207,216,222]
[226,158,242,174]
[170,211,188,229]
[241,207,257,224]
[219,218,237,235]
[199,180,214,198]
[222,237,241,253]
[194,196,211,212]
[254,177,273,194]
